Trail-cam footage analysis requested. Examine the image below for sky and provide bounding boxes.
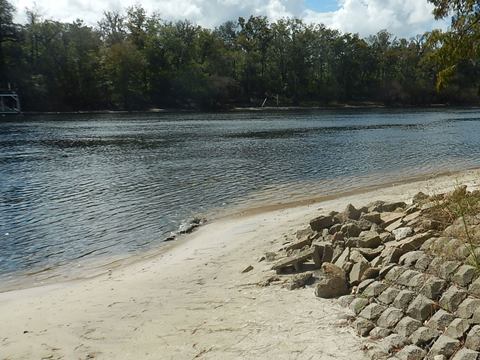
[11,0,448,38]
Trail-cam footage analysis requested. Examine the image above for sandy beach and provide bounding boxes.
[2,169,480,360]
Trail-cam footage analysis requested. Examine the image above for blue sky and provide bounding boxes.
[305,0,339,12]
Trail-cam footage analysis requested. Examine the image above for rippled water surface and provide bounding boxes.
[2,108,480,283]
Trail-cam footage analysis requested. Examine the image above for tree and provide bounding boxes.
[0,0,18,85]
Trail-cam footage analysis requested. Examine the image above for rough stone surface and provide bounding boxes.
[395,316,422,337]
[465,325,480,351]
[407,295,437,322]
[363,281,387,298]
[349,259,371,286]
[354,317,375,337]
[452,265,477,287]
[396,231,434,252]
[396,269,421,287]
[409,326,439,346]
[381,248,406,266]
[393,227,414,241]
[344,204,361,221]
[370,327,392,339]
[396,345,426,360]
[457,298,480,319]
[310,215,334,231]
[350,298,370,315]
[357,279,375,293]
[359,303,387,321]
[377,307,405,329]
[378,287,401,305]
[399,251,424,268]
[427,335,461,359]
[361,212,382,224]
[469,277,480,298]
[393,290,416,311]
[385,266,407,283]
[337,295,355,308]
[445,318,471,339]
[451,348,480,360]
[419,276,447,300]
[376,334,408,354]
[358,234,382,249]
[426,309,455,332]
[439,286,468,313]
[415,254,433,272]
[439,261,462,281]
[341,223,362,238]
[315,275,349,298]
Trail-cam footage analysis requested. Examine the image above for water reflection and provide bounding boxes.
[1,108,480,282]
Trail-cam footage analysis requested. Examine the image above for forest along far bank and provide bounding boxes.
[1,0,480,112]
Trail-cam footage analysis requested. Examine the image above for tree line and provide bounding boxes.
[0,0,478,111]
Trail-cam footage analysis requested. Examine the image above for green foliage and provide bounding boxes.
[1,0,479,110]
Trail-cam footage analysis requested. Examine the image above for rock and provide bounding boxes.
[420,276,447,300]
[393,227,414,241]
[359,303,387,321]
[426,309,455,331]
[469,277,480,297]
[353,317,375,337]
[385,266,407,282]
[396,269,421,287]
[337,295,355,307]
[396,345,426,360]
[310,215,335,231]
[393,290,415,311]
[399,251,424,268]
[344,204,361,220]
[439,286,468,313]
[466,325,480,351]
[457,298,480,319]
[332,232,344,242]
[451,348,480,360]
[360,212,382,224]
[427,257,445,276]
[409,326,439,346]
[445,318,471,339]
[265,252,277,262]
[428,335,461,358]
[358,278,375,293]
[413,192,430,204]
[407,295,437,322]
[329,223,342,235]
[381,212,404,227]
[378,287,401,305]
[350,297,370,315]
[380,232,395,243]
[377,334,409,354]
[395,316,422,337]
[378,264,397,279]
[380,247,405,266]
[284,237,313,252]
[370,327,392,339]
[377,307,404,329]
[381,201,408,212]
[241,265,254,273]
[334,248,350,268]
[320,244,334,263]
[361,267,381,281]
[363,281,387,297]
[349,256,371,286]
[439,261,462,281]
[358,233,382,248]
[415,254,433,272]
[314,265,349,298]
[283,272,313,290]
[409,273,428,290]
[386,218,405,233]
[452,265,477,287]
[341,223,362,238]
[396,231,435,252]
[358,247,384,261]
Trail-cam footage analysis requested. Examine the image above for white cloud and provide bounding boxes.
[304,0,446,37]
[10,0,445,37]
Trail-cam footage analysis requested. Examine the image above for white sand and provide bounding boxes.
[1,169,480,360]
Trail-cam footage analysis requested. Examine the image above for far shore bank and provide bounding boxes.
[7,103,480,117]
[1,168,480,359]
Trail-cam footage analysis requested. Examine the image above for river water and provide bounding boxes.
[2,108,480,285]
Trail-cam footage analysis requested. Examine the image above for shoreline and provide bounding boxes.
[1,166,479,294]
[8,104,480,116]
[2,166,479,294]
[2,169,480,359]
